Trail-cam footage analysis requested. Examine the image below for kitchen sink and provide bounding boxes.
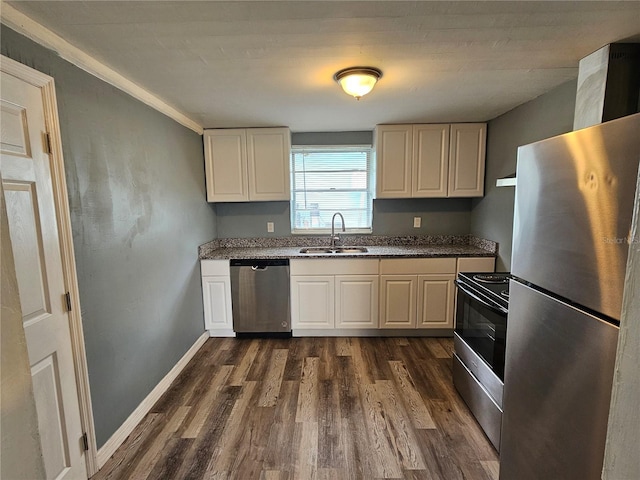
[335,247,368,253]
[299,247,334,254]
[299,246,368,254]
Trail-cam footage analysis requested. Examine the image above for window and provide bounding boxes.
[291,145,374,233]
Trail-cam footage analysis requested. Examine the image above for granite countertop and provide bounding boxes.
[199,235,497,260]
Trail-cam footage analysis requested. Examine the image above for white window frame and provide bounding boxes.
[290,144,374,235]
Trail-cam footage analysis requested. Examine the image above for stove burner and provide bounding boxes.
[501,289,510,298]
[473,274,510,284]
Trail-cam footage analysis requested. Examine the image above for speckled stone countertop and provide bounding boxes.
[199,235,497,260]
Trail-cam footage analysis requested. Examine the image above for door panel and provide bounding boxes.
[4,182,51,323]
[1,70,87,479]
[380,275,416,328]
[32,354,72,478]
[335,275,378,328]
[291,276,334,328]
[1,99,31,156]
[412,124,449,197]
[417,275,455,328]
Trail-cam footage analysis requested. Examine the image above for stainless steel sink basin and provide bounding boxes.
[334,247,368,253]
[299,246,368,254]
[299,247,335,254]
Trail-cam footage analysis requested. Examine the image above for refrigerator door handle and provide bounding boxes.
[455,280,509,315]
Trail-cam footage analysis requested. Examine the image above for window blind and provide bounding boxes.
[291,145,373,232]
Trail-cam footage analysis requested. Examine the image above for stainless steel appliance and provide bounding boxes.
[230,259,291,337]
[500,113,640,480]
[453,272,510,451]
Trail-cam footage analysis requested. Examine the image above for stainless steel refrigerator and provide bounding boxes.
[500,113,640,480]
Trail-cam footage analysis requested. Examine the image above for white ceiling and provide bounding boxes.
[5,1,640,132]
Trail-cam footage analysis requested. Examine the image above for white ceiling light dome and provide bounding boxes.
[333,67,383,100]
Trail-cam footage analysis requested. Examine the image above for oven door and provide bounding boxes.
[454,281,507,381]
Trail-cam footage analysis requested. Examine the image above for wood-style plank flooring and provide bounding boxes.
[93,337,499,480]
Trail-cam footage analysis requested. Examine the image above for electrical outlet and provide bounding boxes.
[413,217,421,228]
[267,222,275,233]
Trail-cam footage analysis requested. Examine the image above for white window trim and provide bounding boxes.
[290,144,374,235]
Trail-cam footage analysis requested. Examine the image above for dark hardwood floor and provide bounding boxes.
[93,337,499,480]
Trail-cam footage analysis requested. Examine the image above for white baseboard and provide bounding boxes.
[96,331,208,468]
[208,329,236,337]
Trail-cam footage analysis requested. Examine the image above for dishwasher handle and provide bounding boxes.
[230,259,289,268]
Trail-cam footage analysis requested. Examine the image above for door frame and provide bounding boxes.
[1,54,98,476]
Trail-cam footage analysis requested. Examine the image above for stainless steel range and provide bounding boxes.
[453,272,510,451]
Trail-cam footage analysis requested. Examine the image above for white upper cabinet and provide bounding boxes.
[375,123,486,198]
[204,129,248,202]
[246,128,291,201]
[204,127,291,202]
[375,124,413,198]
[448,123,486,197]
[413,124,450,197]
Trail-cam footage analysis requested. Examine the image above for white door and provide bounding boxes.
[290,275,335,329]
[246,127,291,201]
[335,275,379,328]
[417,275,456,328]
[412,124,450,197]
[203,128,248,202]
[1,70,88,479]
[375,124,413,198]
[379,275,417,328]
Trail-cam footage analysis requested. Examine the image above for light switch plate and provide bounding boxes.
[267,222,275,233]
[413,217,421,228]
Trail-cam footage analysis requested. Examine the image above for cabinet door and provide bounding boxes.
[202,276,234,336]
[375,125,413,198]
[335,275,379,328]
[417,274,455,328]
[246,127,291,201]
[412,124,450,197]
[380,275,416,328]
[448,123,486,197]
[204,129,248,202]
[291,276,334,329]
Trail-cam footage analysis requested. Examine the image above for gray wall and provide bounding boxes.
[373,198,471,235]
[215,198,473,238]
[2,26,217,448]
[216,130,473,238]
[470,79,577,271]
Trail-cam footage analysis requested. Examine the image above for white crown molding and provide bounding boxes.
[0,2,204,135]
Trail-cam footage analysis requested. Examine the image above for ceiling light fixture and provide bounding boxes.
[333,67,383,100]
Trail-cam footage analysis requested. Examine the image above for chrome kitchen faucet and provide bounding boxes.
[330,212,345,248]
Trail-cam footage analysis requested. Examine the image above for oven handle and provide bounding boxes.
[455,280,508,315]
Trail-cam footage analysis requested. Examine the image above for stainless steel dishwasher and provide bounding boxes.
[230,259,291,337]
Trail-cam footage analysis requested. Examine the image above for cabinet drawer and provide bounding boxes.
[380,257,456,275]
[201,259,230,276]
[291,259,379,276]
[457,257,495,273]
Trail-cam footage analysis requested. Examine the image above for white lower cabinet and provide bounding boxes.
[201,256,495,336]
[290,259,379,330]
[335,275,379,328]
[380,258,456,330]
[417,274,455,328]
[201,260,234,337]
[290,275,335,329]
[380,276,417,328]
